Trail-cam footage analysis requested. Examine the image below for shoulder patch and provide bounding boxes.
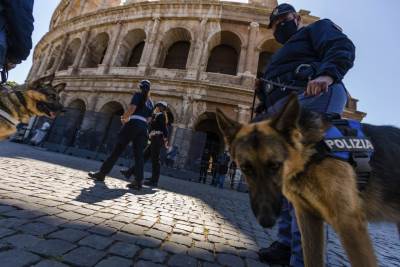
[332,22,343,32]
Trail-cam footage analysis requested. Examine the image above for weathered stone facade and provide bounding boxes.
[27,0,365,168]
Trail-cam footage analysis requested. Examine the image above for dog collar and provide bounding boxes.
[0,109,19,126]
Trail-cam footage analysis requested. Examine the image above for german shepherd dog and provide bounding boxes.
[0,76,65,140]
[216,94,400,267]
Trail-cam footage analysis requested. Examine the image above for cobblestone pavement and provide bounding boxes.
[0,141,399,267]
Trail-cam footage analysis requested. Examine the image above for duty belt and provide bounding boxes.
[149,131,163,137]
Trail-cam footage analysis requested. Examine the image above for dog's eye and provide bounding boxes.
[240,162,254,176]
[266,161,282,172]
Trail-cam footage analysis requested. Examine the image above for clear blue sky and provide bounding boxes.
[9,0,400,126]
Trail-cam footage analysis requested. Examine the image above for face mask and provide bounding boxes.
[274,19,298,44]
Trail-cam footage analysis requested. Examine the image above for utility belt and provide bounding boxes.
[130,115,147,123]
[149,130,163,138]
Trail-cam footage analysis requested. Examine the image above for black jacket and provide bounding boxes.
[257,19,355,110]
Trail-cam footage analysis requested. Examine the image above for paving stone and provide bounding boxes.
[121,224,147,235]
[0,218,29,229]
[64,246,106,267]
[29,239,76,257]
[57,211,85,221]
[48,228,89,242]
[188,247,215,262]
[194,241,214,251]
[139,248,167,263]
[245,258,268,267]
[88,226,117,236]
[168,254,198,267]
[216,253,245,267]
[111,232,138,244]
[0,249,41,267]
[203,263,222,267]
[237,249,259,260]
[33,259,69,267]
[162,241,188,254]
[169,234,193,246]
[18,222,58,236]
[109,241,140,258]
[0,228,16,238]
[79,234,114,250]
[135,260,164,267]
[135,236,162,248]
[2,234,42,249]
[145,229,168,240]
[0,206,16,213]
[153,223,172,233]
[95,256,132,267]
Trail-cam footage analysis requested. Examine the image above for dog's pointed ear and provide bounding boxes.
[271,93,300,133]
[215,108,242,146]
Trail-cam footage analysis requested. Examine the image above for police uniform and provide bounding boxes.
[256,4,356,267]
[89,89,153,186]
[123,106,169,186]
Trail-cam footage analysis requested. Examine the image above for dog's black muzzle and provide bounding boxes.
[37,101,64,117]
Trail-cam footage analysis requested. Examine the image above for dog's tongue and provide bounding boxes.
[50,112,56,119]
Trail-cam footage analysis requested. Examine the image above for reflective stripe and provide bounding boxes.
[130,115,147,123]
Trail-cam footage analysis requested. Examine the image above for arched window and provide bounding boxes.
[158,28,192,69]
[59,38,81,71]
[115,29,146,67]
[82,33,110,68]
[206,31,242,76]
[163,41,191,69]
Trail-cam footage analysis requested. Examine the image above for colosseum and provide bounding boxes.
[26,0,365,171]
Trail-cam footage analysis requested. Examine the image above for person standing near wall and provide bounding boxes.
[88,80,154,190]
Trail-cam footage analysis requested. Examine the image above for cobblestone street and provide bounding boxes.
[0,141,399,267]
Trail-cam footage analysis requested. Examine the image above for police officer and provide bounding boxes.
[88,80,154,190]
[255,4,355,266]
[120,101,169,187]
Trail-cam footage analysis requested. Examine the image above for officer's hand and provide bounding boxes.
[121,116,129,124]
[306,76,334,96]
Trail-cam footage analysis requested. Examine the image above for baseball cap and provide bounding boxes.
[156,101,168,108]
[268,3,296,28]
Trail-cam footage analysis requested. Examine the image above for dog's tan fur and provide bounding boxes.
[0,77,65,140]
[216,94,400,267]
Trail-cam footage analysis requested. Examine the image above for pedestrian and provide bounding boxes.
[198,148,209,183]
[120,101,169,187]
[210,156,218,186]
[228,160,237,189]
[88,80,154,190]
[216,150,230,189]
[0,0,34,83]
[255,4,355,266]
[29,121,50,146]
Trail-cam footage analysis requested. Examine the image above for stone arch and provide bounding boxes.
[63,96,89,109]
[256,38,280,78]
[97,101,125,154]
[67,99,86,110]
[82,32,110,68]
[59,38,81,71]
[187,111,225,172]
[99,101,125,115]
[158,27,192,69]
[46,45,62,72]
[114,29,146,67]
[206,31,242,75]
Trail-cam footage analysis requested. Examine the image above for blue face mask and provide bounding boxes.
[274,19,298,44]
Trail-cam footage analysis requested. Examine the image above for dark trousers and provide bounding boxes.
[126,134,163,183]
[100,120,148,182]
[199,164,208,183]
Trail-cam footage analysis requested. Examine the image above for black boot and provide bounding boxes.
[126,180,142,190]
[144,180,158,187]
[88,171,105,182]
[259,241,291,265]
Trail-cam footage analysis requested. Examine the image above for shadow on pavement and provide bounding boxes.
[75,181,156,204]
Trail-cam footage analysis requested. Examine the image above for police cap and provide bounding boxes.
[268,3,296,28]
